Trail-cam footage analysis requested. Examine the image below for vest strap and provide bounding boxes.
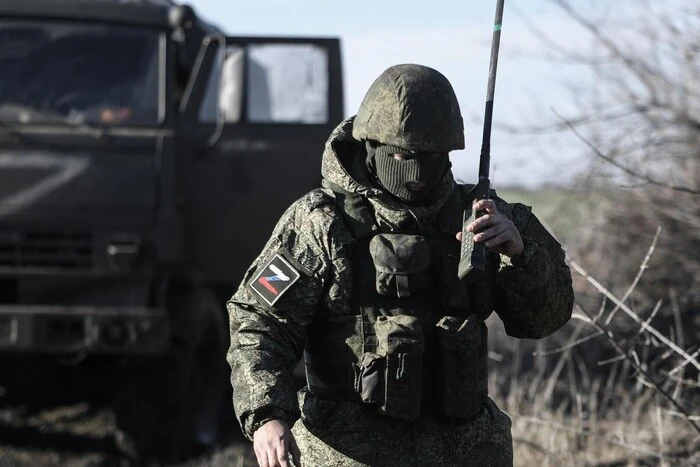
[321,181,377,239]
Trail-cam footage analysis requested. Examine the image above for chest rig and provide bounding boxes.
[304,186,496,421]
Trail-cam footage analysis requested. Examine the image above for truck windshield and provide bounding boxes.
[0,21,160,126]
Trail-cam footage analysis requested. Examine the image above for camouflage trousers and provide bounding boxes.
[291,389,513,467]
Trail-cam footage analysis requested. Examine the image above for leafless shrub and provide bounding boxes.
[487,229,700,465]
[489,0,700,445]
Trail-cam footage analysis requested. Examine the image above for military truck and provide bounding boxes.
[0,0,343,459]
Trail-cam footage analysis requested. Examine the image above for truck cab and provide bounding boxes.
[0,0,343,459]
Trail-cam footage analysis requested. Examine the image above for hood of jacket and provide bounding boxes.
[320,117,459,231]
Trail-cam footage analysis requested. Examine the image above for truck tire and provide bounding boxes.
[114,285,229,461]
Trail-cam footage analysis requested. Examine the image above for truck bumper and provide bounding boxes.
[0,305,169,355]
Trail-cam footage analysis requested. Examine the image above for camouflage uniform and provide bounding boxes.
[227,66,574,466]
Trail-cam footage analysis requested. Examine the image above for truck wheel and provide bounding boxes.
[114,285,229,461]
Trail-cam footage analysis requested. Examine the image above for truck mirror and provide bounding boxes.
[168,4,196,31]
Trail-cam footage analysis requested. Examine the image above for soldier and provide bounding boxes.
[227,64,574,467]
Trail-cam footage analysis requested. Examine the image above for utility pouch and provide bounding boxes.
[376,315,424,420]
[369,234,430,298]
[354,315,424,420]
[355,352,385,404]
[435,315,487,419]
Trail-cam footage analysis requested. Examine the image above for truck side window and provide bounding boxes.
[220,47,245,122]
[247,44,328,124]
[199,45,243,123]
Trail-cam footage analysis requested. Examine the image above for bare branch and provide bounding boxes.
[575,303,700,436]
[533,331,603,357]
[597,354,626,367]
[605,227,662,324]
[668,348,700,377]
[549,0,670,101]
[553,108,700,195]
[664,410,700,421]
[568,260,700,373]
[636,300,664,337]
[496,105,641,136]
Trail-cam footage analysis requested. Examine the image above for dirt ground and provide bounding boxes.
[0,403,258,467]
[5,401,699,467]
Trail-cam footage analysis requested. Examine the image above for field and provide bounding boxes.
[496,186,605,241]
[486,314,700,467]
[0,402,258,467]
[0,187,697,467]
[494,186,700,466]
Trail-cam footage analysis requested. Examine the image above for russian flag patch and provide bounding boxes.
[249,253,301,306]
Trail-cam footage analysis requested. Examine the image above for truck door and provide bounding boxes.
[184,37,343,285]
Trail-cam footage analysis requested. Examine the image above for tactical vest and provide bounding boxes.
[304,185,497,421]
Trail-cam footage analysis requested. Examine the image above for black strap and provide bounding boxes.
[321,181,378,239]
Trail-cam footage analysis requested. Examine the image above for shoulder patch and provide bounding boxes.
[249,253,301,306]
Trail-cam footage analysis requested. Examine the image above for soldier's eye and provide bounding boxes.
[392,153,414,160]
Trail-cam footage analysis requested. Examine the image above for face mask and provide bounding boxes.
[368,142,449,202]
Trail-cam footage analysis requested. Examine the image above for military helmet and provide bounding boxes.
[352,64,465,152]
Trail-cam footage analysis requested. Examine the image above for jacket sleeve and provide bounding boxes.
[226,193,340,440]
[492,199,575,339]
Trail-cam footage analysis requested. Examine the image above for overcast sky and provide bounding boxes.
[186,0,674,188]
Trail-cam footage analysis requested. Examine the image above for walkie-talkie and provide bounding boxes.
[458,0,505,282]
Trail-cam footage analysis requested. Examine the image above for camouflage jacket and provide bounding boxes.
[227,118,574,440]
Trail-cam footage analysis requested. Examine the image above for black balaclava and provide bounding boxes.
[366,141,449,203]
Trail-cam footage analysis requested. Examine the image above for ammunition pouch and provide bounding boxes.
[354,315,424,420]
[304,315,364,401]
[356,352,384,404]
[369,234,430,298]
[435,315,489,419]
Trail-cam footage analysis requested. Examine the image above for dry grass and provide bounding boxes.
[487,320,699,466]
[507,399,695,466]
[485,240,700,467]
